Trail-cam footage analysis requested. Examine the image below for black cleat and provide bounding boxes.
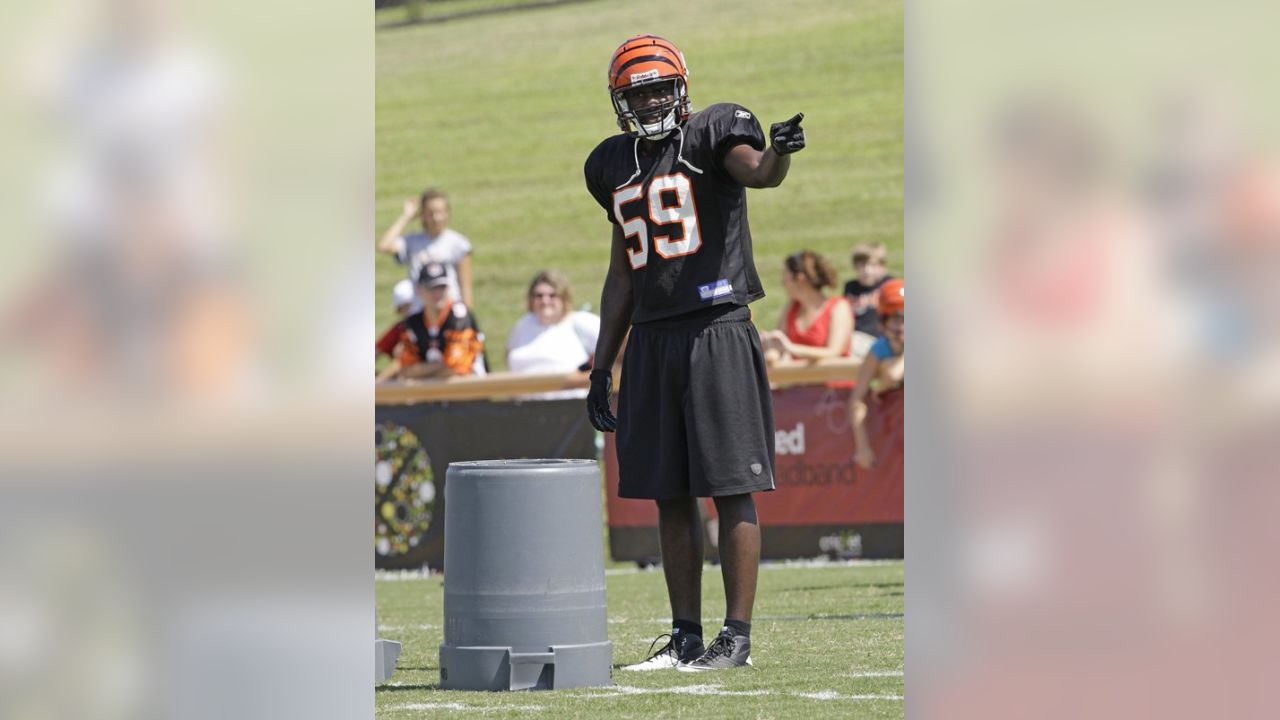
[677,626,753,671]
[621,631,704,671]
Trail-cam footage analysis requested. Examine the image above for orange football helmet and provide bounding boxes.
[607,34,691,139]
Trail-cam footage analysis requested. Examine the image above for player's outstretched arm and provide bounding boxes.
[586,225,634,432]
[723,112,806,188]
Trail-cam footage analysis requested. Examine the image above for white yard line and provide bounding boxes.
[376,569,438,581]
[383,702,546,713]
[788,686,901,696]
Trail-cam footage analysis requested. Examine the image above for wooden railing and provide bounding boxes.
[374,358,862,405]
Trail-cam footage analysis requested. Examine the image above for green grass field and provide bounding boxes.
[376,0,903,371]
[376,560,904,718]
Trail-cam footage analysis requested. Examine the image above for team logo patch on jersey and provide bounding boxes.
[630,69,660,83]
[697,278,734,301]
[734,109,752,119]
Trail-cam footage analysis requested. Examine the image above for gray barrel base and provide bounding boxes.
[375,638,401,684]
[439,641,612,691]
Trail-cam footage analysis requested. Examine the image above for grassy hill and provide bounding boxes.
[376,0,903,370]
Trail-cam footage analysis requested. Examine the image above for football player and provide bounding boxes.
[584,34,805,671]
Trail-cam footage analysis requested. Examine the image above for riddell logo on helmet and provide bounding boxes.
[775,423,805,456]
[630,69,660,83]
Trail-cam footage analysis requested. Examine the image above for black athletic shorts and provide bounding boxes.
[616,304,776,499]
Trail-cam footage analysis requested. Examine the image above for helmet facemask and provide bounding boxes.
[612,77,690,140]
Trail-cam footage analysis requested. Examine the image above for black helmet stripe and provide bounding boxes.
[635,35,680,53]
[613,35,681,59]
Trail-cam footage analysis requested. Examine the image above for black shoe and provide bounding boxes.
[677,626,752,671]
[621,631,704,671]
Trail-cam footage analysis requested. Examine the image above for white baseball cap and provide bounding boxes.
[392,279,415,309]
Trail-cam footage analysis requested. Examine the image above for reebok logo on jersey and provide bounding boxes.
[735,109,752,119]
[697,279,733,301]
[630,69,660,83]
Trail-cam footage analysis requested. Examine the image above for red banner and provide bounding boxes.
[604,385,904,529]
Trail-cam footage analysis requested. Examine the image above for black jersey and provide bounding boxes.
[399,301,485,375]
[585,103,768,324]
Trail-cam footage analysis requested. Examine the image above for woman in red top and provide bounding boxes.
[760,250,854,371]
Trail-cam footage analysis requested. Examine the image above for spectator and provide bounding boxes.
[375,279,416,360]
[843,242,894,357]
[761,250,855,370]
[851,278,904,470]
[377,188,473,307]
[377,262,485,382]
[507,270,601,393]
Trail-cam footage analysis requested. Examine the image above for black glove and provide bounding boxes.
[586,369,617,432]
[769,112,806,155]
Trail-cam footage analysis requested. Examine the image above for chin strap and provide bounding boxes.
[615,136,642,190]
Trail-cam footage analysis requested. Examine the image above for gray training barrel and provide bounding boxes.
[440,459,612,691]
